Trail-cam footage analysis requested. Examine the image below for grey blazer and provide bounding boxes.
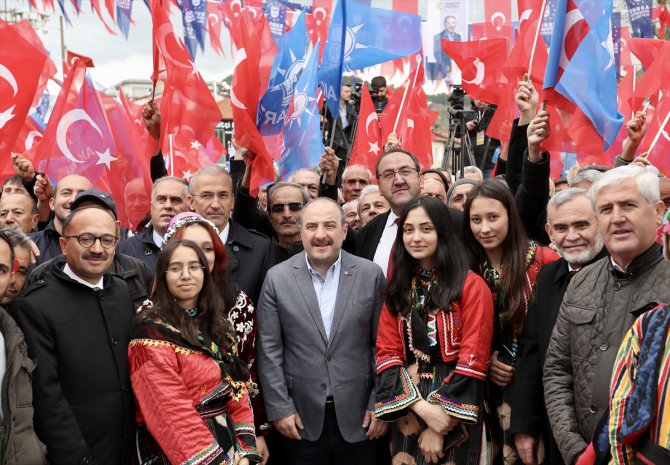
[256,250,386,443]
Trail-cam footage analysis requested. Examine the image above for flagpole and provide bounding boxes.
[632,65,637,118]
[169,133,175,176]
[393,55,422,134]
[528,0,548,78]
[647,106,670,156]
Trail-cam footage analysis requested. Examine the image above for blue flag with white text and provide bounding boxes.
[116,0,133,39]
[180,0,207,59]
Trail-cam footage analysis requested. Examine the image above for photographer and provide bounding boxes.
[323,83,356,161]
[466,99,500,178]
[370,76,388,113]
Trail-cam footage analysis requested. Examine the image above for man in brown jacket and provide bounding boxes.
[0,228,47,464]
[544,165,670,465]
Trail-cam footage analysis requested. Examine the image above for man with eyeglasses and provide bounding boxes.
[13,190,137,465]
[356,149,462,277]
[188,165,273,304]
[118,176,190,270]
[27,189,153,310]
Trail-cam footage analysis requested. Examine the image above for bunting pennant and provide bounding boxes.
[116,0,133,39]
[207,0,225,55]
[180,0,207,59]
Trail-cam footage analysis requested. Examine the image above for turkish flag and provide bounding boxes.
[486,0,547,143]
[310,0,334,59]
[484,0,512,37]
[29,61,152,228]
[207,0,225,56]
[380,57,433,170]
[469,22,513,41]
[441,37,508,105]
[628,37,665,70]
[151,0,222,177]
[639,94,670,177]
[230,8,275,195]
[164,133,225,180]
[349,84,381,174]
[630,41,670,113]
[0,19,48,167]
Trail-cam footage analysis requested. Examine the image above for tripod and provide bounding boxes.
[442,109,476,179]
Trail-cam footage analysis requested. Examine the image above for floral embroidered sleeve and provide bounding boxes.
[374,302,421,421]
[426,273,494,423]
[228,291,270,436]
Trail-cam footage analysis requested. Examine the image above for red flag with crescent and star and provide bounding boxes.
[482,0,513,40]
[349,84,381,174]
[150,0,223,178]
[27,57,152,228]
[441,37,508,105]
[0,19,49,166]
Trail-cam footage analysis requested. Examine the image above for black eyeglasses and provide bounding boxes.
[270,203,303,213]
[64,233,118,249]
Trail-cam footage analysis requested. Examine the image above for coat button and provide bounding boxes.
[599,343,608,351]
[326,355,332,361]
[320,383,327,390]
[111,338,118,346]
[589,405,598,414]
[37,280,44,285]
[233,245,240,252]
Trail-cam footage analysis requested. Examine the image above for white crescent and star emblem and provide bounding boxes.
[208,12,219,24]
[230,48,248,110]
[519,9,533,30]
[559,9,586,70]
[55,109,118,169]
[490,12,506,31]
[313,7,326,25]
[462,57,485,85]
[0,64,19,130]
[365,112,377,136]
[25,130,42,150]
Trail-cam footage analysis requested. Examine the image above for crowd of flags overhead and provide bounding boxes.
[3,0,670,225]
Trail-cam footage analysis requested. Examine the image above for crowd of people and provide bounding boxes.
[0,75,668,465]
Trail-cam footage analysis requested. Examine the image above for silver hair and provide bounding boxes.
[463,166,483,177]
[342,164,373,183]
[569,169,604,187]
[547,188,590,211]
[188,164,233,195]
[357,184,380,205]
[267,182,310,208]
[588,165,660,207]
[301,197,346,227]
[342,199,358,213]
[288,168,320,182]
[0,226,32,252]
[151,176,189,198]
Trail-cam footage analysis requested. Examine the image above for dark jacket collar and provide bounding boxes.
[51,256,118,290]
[139,223,158,246]
[608,243,663,279]
[226,219,251,248]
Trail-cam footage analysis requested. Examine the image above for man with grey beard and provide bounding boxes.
[507,188,606,465]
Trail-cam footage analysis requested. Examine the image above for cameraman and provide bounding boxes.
[370,76,388,113]
[323,83,357,161]
[466,99,500,178]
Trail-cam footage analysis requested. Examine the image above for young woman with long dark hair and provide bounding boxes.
[462,179,558,465]
[162,212,270,462]
[375,197,494,465]
[129,240,261,465]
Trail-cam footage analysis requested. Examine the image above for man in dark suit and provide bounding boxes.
[508,188,605,465]
[188,164,273,304]
[257,197,387,464]
[433,15,462,78]
[355,148,462,275]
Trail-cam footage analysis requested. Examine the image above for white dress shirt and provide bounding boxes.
[63,264,104,289]
[218,222,230,245]
[373,211,399,278]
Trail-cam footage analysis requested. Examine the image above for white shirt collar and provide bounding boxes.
[385,210,399,228]
[219,222,230,244]
[305,251,342,280]
[610,256,628,274]
[63,264,104,289]
[568,263,581,273]
[152,229,163,248]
